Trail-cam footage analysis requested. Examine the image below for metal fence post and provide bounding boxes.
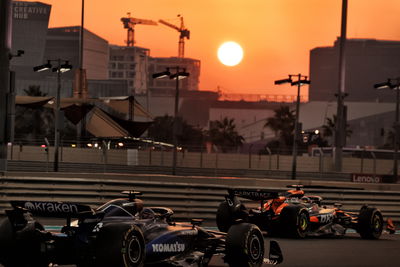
[248,144,253,169]
[360,148,365,173]
[149,147,152,165]
[214,150,219,177]
[102,140,108,173]
[318,148,324,173]
[161,147,164,166]
[200,146,203,168]
[266,147,272,170]
[371,151,376,178]
[276,148,280,170]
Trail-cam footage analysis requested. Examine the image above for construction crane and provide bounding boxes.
[159,15,190,58]
[121,13,157,47]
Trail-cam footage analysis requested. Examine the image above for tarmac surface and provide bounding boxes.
[211,233,400,267]
[21,233,400,267]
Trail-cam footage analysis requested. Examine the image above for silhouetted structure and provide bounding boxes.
[309,38,400,102]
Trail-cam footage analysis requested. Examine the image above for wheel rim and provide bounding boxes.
[248,233,262,262]
[299,213,308,232]
[372,214,382,233]
[127,236,142,264]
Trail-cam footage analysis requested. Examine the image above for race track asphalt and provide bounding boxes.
[211,233,400,267]
[1,230,399,266]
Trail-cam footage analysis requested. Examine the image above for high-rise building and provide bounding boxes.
[309,38,400,102]
[10,1,51,92]
[108,45,150,95]
[45,26,109,80]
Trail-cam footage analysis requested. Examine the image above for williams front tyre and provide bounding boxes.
[94,224,145,267]
[225,223,264,267]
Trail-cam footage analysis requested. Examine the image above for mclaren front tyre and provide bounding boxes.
[357,207,383,239]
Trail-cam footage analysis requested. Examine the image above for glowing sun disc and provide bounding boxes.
[218,41,243,66]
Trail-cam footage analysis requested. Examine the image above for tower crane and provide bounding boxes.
[121,13,157,46]
[159,15,190,58]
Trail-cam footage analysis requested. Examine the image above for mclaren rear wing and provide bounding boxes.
[228,188,279,201]
[10,200,93,218]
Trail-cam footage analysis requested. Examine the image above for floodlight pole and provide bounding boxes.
[54,59,61,172]
[152,67,189,175]
[0,0,11,172]
[374,78,400,182]
[172,67,180,175]
[394,84,399,182]
[34,59,72,172]
[291,73,302,180]
[334,0,348,172]
[275,74,310,180]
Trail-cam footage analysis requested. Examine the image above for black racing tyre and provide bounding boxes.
[279,205,309,238]
[0,218,48,267]
[225,223,264,267]
[94,223,145,267]
[357,207,383,239]
[216,201,234,232]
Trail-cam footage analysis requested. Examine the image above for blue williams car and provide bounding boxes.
[0,191,283,267]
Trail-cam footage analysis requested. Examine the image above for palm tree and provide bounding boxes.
[15,85,54,143]
[206,117,244,152]
[322,115,352,145]
[147,115,205,150]
[264,106,295,148]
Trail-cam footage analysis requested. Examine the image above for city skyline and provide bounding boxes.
[21,0,400,96]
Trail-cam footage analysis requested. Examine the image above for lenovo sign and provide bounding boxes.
[351,174,396,183]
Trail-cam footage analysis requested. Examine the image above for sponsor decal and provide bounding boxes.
[319,213,334,224]
[152,242,185,253]
[234,189,275,200]
[351,174,382,183]
[24,201,79,214]
[92,222,103,233]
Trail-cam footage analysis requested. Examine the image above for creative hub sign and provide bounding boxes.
[13,1,50,20]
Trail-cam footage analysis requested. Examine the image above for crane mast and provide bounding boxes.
[159,15,190,58]
[121,13,157,46]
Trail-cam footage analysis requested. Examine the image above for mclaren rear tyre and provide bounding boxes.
[279,205,309,238]
[225,223,264,267]
[358,207,383,239]
[94,224,145,267]
[216,201,234,232]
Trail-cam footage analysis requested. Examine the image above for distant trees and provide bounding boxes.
[15,85,54,143]
[322,115,352,146]
[147,115,204,150]
[205,117,244,152]
[264,106,295,151]
[147,115,244,152]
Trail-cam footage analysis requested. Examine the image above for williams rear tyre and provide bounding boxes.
[94,223,145,267]
[357,207,383,239]
[279,205,309,238]
[216,201,234,232]
[0,217,48,267]
[225,223,264,267]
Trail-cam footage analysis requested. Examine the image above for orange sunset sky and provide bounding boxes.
[23,0,400,97]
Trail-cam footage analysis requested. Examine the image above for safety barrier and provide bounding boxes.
[1,173,399,225]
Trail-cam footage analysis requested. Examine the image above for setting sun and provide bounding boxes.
[217,41,244,67]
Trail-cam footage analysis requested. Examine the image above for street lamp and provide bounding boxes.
[274,74,310,180]
[34,59,72,172]
[152,67,189,175]
[374,78,400,182]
